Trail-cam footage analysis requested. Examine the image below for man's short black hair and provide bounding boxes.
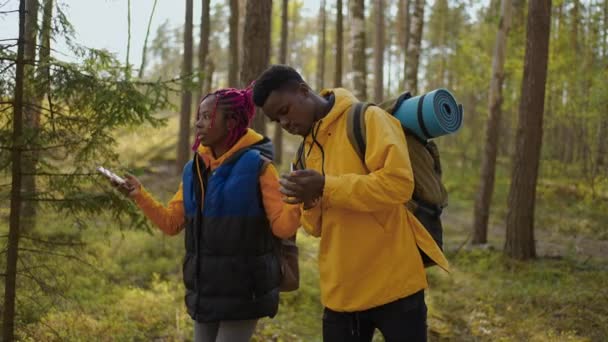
[253,65,306,107]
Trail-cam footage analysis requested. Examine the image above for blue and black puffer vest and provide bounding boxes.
[181,138,281,322]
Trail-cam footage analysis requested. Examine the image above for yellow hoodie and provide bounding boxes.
[299,88,449,312]
[133,129,300,239]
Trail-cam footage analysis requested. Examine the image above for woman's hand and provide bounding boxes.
[111,173,142,198]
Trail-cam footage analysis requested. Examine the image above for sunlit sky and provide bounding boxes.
[0,0,322,64]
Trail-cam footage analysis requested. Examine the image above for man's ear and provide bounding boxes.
[297,82,311,98]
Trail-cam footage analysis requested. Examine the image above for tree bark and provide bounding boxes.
[504,0,552,260]
[280,0,288,64]
[229,0,239,87]
[38,0,52,90]
[405,0,424,93]
[351,0,367,100]
[198,0,210,101]
[176,0,194,171]
[275,0,289,164]
[334,0,343,87]
[316,0,327,91]
[473,0,513,245]
[399,0,411,88]
[203,56,214,95]
[3,1,27,340]
[238,0,247,75]
[241,0,272,135]
[374,0,385,102]
[602,0,608,57]
[597,119,607,173]
[21,0,39,232]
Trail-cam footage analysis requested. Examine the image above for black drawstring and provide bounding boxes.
[296,120,326,176]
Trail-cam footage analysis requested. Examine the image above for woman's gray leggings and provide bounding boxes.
[193,319,258,342]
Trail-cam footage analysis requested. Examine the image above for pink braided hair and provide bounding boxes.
[191,86,256,151]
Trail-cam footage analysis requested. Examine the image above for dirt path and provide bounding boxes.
[442,207,608,262]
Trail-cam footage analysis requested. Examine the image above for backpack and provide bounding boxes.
[346,92,448,267]
[276,235,299,292]
[258,157,299,293]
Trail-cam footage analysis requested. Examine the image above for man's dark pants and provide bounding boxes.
[322,290,427,342]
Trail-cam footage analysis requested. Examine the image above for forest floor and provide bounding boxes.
[136,142,608,342]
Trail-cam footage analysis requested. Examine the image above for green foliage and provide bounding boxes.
[19,275,190,341]
[427,248,608,341]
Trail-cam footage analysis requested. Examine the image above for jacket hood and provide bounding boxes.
[197,129,273,170]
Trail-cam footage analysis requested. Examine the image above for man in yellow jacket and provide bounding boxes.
[253,65,448,341]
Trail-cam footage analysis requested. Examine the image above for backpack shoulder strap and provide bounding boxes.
[346,102,372,165]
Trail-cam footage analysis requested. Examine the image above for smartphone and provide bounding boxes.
[96,166,126,185]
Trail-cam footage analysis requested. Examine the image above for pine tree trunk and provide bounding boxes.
[405,0,424,93]
[280,0,288,64]
[351,0,367,100]
[334,0,343,87]
[238,0,247,75]
[228,0,239,87]
[602,0,608,57]
[504,0,552,260]
[274,0,289,165]
[401,0,411,88]
[38,0,52,94]
[473,0,513,245]
[204,57,214,95]
[316,0,327,91]
[21,0,39,232]
[595,0,608,167]
[176,0,194,171]
[597,119,607,173]
[3,1,27,340]
[241,0,272,135]
[198,0,210,101]
[374,0,385,102]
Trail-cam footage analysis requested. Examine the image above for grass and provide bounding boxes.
[426,248,608,341]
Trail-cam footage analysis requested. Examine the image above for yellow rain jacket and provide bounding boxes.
[299,88,449,312]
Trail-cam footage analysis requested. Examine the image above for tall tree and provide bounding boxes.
[399,0,411,80]
[1,2,170,338]
[228,0,239,87]
[280,0,289,64]
[21,0,39,231]
[351,0,367,99]
[176,0,194,171]
[473,0,513,245]
[3,1,27,339]
[138,0,159,79]
[405,0,424,93]
[316,0,327,91]
[198,0,211,100]
[126,0,132,76]
[335,0,344,86]
[374,0,385,102]
[274,0,289,165]
[241,0,272,134]
[504,0,552,260]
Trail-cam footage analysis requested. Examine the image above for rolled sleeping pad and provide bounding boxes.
[393,88,463,140]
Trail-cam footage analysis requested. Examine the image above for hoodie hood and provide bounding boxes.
[197,129,273,170]
[316,88,359,131]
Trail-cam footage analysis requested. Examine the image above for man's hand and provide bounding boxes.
[279,169,324,207]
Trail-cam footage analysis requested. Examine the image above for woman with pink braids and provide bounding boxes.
[117,87,300,342]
